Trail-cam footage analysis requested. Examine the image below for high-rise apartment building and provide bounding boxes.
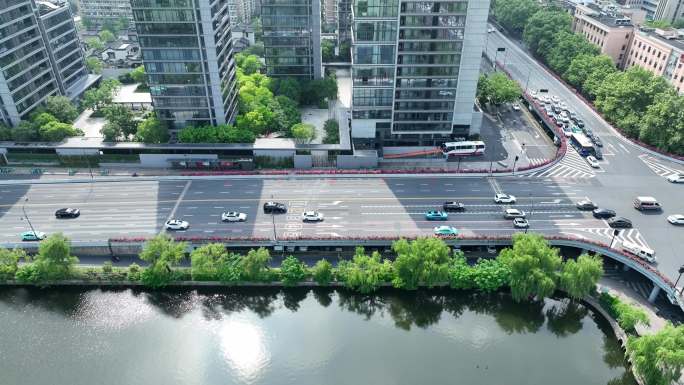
[323,0,338,26]
[351,0,490,148]
[227,0,252,27]
[131,0,239,129]
[77,0,134,25]
[1,0,90,126]
[640,0,684,22]
[261,0,322,79]
[337,0,352,48]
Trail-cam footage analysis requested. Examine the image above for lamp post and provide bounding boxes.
[512,155,519,175]
[674,265,684,295]
[610,229,620,248]
[21,198,37,236]
[270,194,277,242]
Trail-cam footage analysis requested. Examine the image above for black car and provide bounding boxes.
[594,147,604,160]
[593,208,616,219]
[592,136,603,147]
[263,201,287,214]
[575,119,585,128]
[443,201,465,212]
[576,200,598,210]
[55,208,80,218]
[608,217,633,228]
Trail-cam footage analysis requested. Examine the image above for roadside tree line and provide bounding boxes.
[494,0,684,156]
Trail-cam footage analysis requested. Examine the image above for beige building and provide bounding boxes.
[573,4,635,68]
[625,27,684,93]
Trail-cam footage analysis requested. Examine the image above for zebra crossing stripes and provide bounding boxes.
[520,148,596,179]
[574,228,651,249]
[638,154,683,178]
[527,158,548,167]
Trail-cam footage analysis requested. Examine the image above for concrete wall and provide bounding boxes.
[382,146,436,155]
[337,153,378,168]
[56,148,101,156]
[139,153,218,168]
[253,149,295,159]
[294,154,313,169]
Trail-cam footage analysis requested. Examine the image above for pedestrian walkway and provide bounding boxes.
[638,154,683,179]
[597,277,669,336]
[519,148,595,179]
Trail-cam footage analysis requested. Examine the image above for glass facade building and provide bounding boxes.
[351,0,490,148]
[261,0,322,79]
[0,0,89,126]
[132,0,239,129]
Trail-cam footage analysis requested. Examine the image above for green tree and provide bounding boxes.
[639,92,684,155]
[239,247,271,281]
[627,324,684,385]
[190,243,227,281]
[0,123,11,141]
[477,72,522,105]
[139,234,187,287]
[493,0,540,34]
[448,254,476,289]
[243,42,264,57]
[275,78,302,103]
[0,248,26,280]
[391,237,453,289]
[81,16,94,30]
[103,104,138,139]
[236,53,262,75]
[323,119,339,144]
[39,121,81,142]
[290,122,316,143]
[236,108,272,135]
[337,247,392,293]
[45,96,79,123]
[564,54,616,97]
[34,233,79,280]
[135,115,169,144]
[312,259,333,285]
[82,79,120,111]
[32,112,58,128]
[498,233,562,301]
[274,95,301,130]
[599,292,650,332]
[98,29,116,43]
[12,121,39,141]
[280,255,308,286]
[559,254,603,299]
[546,31,599,75]
[523,10,572,58]
[338,41,351,62]
[85,37,104,51]
[471,258,510,292]
[674,19,684,28]
[130,65,146,84]
[321,39,335,62]
[85,57,103,74]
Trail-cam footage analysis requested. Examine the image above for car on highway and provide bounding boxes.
[164,219,189,230]
[263,201,287,214]
[494,193,516,204]
[302,211,324,222]
[594,147,604,160]
[593,208,616,219]
[562,126,573,137]
[21,230,46,241]
[487,27,495,33]
[513,218,529,228]
[434,225,458,236]
[221,212,247,222]
[576,199,598,210]
[575,119,585,128]
[586,155,600,168]
[443,201,465,212]
[503,208,526,219]
[667,173,684,183]
[425,210,448,221]
[667,214,684,225]
[608,217,633,228]
[55,208,80,218]
[512,103,521,111]
[621,241,656,264]
[551,95,560,104]
[591,136,603,147]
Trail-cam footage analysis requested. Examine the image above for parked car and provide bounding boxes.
[221,212,247,222]
[164,219,189,230]
[593,208,616,219]
[586,155,600,168]
[576,199,598,210]
[503,208,526,219]
[667,214,684,225]
[608,217,633,228]
[667,173,684,183]
[513,218,529,228]
[55,208,80,218]
[592,136,603,147]
[512,103,521,111]
[425,210,448,221]
[594,147,604,160]
[494,193,516,204]
[443,201,465,212]
[434,226,458,236]
[21,231,46,241]
[263,201,287,214]
[302,211,324,222]
[575,119,585,128]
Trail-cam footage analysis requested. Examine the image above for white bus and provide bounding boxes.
[441,141,486,157]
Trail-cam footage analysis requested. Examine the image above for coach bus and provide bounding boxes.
[441,141,486,157]
[569,133,594,157]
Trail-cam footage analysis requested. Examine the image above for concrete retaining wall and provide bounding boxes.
[294,154,313,169]
[139,153,218,168]
[337,154,378,168]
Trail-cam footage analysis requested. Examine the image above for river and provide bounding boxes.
[0,287,635,385]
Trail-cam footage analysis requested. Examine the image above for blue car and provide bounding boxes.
[425,210,448,221]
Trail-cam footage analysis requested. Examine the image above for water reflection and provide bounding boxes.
[217,319,269,383]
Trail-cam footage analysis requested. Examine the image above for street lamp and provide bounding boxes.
[270,194,277,242]
[674,265,684,295]
[512,155,519,175]
[20,198,37,236]
[610,229,620,248]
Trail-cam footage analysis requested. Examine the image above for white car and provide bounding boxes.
[667,214,684,225]
[487,27,495,33]
[551,95,560,104]
[222,212,247,222]
[494,193,516,204]
[586,155,600,168]
[504,208,526,219]
[512,103,521,111]
[513,218,529,228]
[302,211,324,222]
[164,219,189,230]
[667,173,684,183]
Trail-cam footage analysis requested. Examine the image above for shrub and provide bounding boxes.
[127,263,141,281]
[312,259,333,285]
[280,255,308,286]
[102,261,113,274]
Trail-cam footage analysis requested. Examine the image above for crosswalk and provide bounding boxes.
[527,157,548,167]
[569,227,651,249]
[520,148,596,179]
[638,154,683,178]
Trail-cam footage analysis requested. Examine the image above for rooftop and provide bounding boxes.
[638,27,684,51]
[579,3,633,28]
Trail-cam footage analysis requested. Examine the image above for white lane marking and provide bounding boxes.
[163,181,191,230]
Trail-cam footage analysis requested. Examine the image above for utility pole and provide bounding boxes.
[674,265,684,295]
[21,198,37,235]
[512,155,519,175]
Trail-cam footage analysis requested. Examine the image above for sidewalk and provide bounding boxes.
[597,277,669,335]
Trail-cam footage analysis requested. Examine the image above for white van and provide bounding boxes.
[621,241,656,264]
[633,196,661,211]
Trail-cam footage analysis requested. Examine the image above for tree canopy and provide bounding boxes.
[493,0,540,35]
[135,115,169,144]
[627,324,684,385]
[559,254,603,299]
[523,10,572,57]
[477,72,522,105]
[45,96,78,123]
